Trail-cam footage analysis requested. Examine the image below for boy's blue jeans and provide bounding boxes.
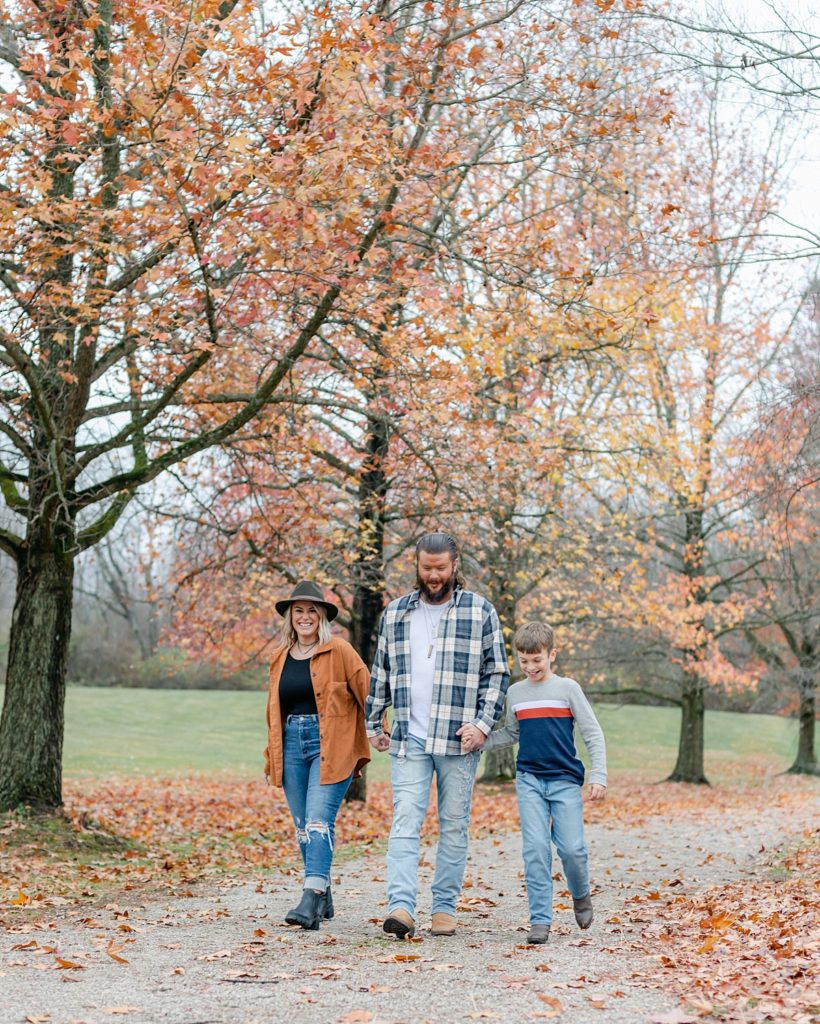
[387,734,480,917]
[515,772,590,925]
[281,714,352,891]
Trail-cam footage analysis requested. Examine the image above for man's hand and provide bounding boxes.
[456,723,486,753]
[369,734,390,752]
[587,783,606,801]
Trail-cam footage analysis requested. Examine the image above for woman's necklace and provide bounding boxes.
[295,638,318,656]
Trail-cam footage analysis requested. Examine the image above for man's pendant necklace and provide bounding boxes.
[421,601,438,659]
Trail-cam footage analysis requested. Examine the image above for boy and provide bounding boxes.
[477,622,607,944]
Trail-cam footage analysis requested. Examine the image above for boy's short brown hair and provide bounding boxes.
[513,621,556,654]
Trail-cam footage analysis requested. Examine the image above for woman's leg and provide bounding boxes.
[280,716,311,871]
[301,720,353,892]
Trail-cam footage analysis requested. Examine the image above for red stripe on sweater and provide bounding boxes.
[516,707,573,719]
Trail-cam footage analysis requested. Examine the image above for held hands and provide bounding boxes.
[457,723,486,753]
[587,783,607,801]
[369,734,390,752]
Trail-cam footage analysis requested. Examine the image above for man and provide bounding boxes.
[365,532,510,939]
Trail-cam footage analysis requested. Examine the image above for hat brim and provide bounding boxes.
[275,598,339,621]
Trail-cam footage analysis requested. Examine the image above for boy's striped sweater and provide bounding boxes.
[483,674,607,787]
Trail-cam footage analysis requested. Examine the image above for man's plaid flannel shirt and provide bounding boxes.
[365,587,510,757]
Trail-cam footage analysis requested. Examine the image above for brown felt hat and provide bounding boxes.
[275,580,339,621]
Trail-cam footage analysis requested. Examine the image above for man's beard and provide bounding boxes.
[416,569,456,604]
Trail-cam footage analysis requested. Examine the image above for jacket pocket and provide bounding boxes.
[322,679,355,717]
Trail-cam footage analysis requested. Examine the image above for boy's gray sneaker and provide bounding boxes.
[527,924,550,944]
[573,894,594,929]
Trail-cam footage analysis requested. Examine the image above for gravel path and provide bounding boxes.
[2,795,815,1024]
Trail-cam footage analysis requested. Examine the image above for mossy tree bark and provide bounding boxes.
[787,661,817,775]
[666,677,709,784]
[0,542,75,810]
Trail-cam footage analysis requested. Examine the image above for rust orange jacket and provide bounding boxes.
[264,636,371,787]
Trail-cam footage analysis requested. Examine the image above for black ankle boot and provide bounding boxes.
[319,885,334,920]
[284,889,322,930]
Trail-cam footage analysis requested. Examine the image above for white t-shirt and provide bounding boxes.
[408,598,450,740]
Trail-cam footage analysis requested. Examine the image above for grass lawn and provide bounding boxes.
[26,686,802,783]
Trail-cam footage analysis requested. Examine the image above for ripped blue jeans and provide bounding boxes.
[281,714,353,891]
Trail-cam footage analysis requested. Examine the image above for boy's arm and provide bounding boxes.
[569,682,607,787]
[482,693,519,752]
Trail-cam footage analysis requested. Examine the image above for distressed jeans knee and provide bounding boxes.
[280,715,352,892]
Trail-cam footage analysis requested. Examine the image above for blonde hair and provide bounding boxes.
[279,603,333,649]
[513,621,556,654]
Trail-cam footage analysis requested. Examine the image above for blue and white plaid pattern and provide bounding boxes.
[365,588,510,757]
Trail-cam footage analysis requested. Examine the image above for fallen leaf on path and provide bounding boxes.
[648,1013,697,1024]
[337,1013,373,1023]
[105,940,128,965]
[25,1016,50,1023]
[197,948,232,960]
[103,1009,141,1016]
[55,958,85,970]
[376,953,420,962]
[535,994,562,1017]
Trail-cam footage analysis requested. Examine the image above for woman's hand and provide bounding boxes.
[369,734,390,752]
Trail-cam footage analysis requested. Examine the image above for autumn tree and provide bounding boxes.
[576,73,796,784]
[163,0,669,670]
[743,309,819,775]
[3,0,623,810]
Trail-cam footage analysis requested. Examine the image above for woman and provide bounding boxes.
[264,580,371,930]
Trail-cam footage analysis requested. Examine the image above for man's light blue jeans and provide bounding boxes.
[281,714,352,892]
[516,772,590,925]
[387,734,480,917]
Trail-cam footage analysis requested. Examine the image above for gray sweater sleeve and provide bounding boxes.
[482,692,519,752]
[568,681,607,786]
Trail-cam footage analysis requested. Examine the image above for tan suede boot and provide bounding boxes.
[430,912,456,936]
[382,908,415,939]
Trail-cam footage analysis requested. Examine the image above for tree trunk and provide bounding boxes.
[479,737,516,783]
[787,667,817,775]
[0,548,75,811]
[345,406,389,804]
[666,677,709,784]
